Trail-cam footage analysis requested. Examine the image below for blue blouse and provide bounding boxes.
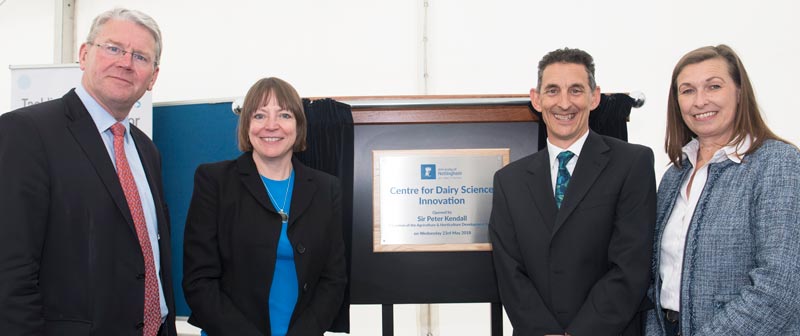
[262,172,298,336]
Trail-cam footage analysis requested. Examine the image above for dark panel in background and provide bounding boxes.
[350,122,538,304]
[153,102,539,313]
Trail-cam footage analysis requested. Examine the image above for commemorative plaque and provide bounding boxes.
[373,148,509,252]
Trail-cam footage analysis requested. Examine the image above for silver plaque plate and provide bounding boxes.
[373,149,509,252]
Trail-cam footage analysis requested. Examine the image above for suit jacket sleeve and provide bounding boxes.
[289,178,347,335]
[182,165,262,336]
[567,146,656,335]
[696,150,800,335]
[0,112,49,334]
[490,171,564,335]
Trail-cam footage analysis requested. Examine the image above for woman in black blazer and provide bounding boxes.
[183,77,346,336]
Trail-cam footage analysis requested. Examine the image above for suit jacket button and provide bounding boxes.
[136,321,144,329]
[297,244,306,254]
[303,283,309,291]
[137,273,145,280]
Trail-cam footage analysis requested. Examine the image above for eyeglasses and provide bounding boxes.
[91,42,157,67]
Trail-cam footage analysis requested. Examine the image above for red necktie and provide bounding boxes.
[111,123,161,336]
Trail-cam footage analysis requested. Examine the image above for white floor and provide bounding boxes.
[176,303,513,336]
[176,317,201,336]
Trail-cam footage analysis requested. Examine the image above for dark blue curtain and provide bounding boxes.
[295,98,354,333]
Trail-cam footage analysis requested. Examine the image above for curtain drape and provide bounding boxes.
[296,98,354,333]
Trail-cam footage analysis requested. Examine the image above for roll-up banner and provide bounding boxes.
[8,64,153,137]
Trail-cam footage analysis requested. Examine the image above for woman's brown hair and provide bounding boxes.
[236,77,307,152]
[665,44,786,166]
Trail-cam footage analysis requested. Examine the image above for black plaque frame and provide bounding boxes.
[338,95,539,335]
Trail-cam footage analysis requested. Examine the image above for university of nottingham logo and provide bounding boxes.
[421,164,436,180]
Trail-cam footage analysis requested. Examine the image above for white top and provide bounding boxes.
[659,137,751,311]
[546,131,589,194]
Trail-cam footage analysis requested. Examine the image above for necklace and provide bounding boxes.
[264,176,291,223]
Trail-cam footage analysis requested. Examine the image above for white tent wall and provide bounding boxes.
[2,1,799,335]
[1,0,56,111]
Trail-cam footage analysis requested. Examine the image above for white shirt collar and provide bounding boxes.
[682,135,753,167]
[74,84,131,135]
[547,130,589,169]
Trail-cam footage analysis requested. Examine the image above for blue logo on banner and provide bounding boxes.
[421,164,436,179]
[17,75,32,90]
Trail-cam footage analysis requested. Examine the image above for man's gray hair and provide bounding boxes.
[85,8,162,66]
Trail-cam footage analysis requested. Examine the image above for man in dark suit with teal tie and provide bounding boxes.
[0,8,176,335]
[490,48,656,336]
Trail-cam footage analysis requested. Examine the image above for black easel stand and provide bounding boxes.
[380,303,503,336]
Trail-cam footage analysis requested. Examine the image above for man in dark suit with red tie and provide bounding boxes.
[0,8,176,336]
[489,48,656,336]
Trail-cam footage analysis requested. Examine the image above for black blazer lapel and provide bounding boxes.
[131,125,175,312]
[237,153,320,228]
[553,131,610,235]
[287,157,317,228]
[131,126,165,227]
[236,152,276,215]
[63,90,137,234]
[526,150,558,232]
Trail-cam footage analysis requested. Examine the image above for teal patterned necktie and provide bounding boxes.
[555,151,575,209]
